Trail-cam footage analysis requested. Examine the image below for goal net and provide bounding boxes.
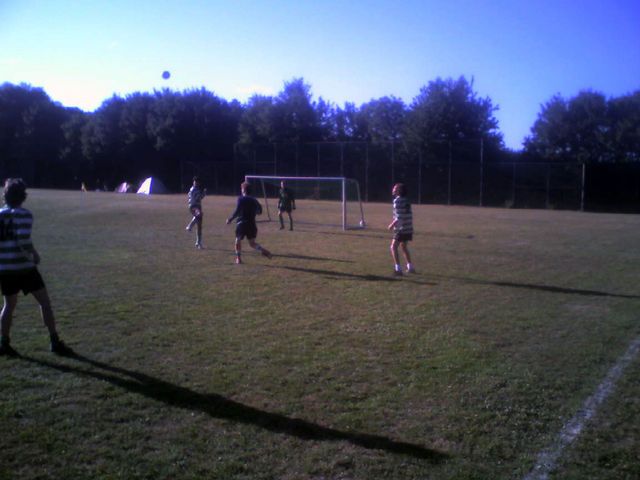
[244,176,366,230]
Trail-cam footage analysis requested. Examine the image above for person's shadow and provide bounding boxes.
[21,353,448,462]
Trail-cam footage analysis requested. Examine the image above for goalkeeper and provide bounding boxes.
[277,181,296,231]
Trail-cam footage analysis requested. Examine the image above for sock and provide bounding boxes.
[256,244,262,251]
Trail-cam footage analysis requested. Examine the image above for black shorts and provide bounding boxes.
[393,232,413,242]
[0,269,46,296]
[235,222,257,240]
[189,205,202,217]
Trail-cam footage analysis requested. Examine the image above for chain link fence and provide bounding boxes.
[181,140,639,212]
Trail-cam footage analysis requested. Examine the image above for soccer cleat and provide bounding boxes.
[235,257,242,264]
[407,267,417,274]
[195,242,203,249]
[0,343,19,357]
[51,340,74,356]
[185,225,192,232]
[261,248,272,259]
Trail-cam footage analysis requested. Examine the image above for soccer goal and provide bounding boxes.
[244,175,366,230]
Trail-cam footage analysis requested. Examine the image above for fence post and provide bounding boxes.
[418,149,422,205]
[447,140,452,205]
[365,143,369,202]
[545,163,551,209]
[581,162,586,211]
[479,137,484,206]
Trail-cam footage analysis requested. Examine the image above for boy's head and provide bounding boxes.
[241,181,252,195]
[3,178,27,208]
[392,183,407,197]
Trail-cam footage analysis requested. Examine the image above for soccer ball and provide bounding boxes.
[162,71,171,80]
[359,220,366,227]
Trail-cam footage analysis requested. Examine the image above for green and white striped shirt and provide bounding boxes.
[0,206,36,273]
[393,196,413,234]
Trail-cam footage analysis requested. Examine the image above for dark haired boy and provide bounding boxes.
[226,182,272,264]
[387,183,415,276]
[0,179,73,356]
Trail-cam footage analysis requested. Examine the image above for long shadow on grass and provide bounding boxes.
[432,274,640,299]
[265,264,437,285]
[315,229,476,241]
[21,354,448,462]
[272,253,354,263]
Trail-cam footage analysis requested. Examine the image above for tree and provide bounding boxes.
[81,95,126,189]
[238,94,276,144]
[606,91,640,162]
[524,90,640,163]
[404,76,501,152]
[273,77,320,143]
[359,96,406,142]
[0,83,70,187]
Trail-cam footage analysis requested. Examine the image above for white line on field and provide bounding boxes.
[523,331,640,480]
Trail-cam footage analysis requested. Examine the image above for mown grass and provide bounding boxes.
[1,189,639,479]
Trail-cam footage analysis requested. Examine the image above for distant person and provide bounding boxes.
[387,183,415,276]
[185,176,206,249]
[277,181,296,230]
[0,178,73,356]
[226,182,272,264]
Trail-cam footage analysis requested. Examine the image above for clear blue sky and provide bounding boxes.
[1,0,638,150]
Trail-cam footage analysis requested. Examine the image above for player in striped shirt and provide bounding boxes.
[185,176,206,249]
[387,183,415,276]
[0,179,72,356]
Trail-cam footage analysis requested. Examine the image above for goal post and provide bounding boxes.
[244,175,366,230]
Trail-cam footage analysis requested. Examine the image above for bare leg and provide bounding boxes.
[31,287,58,337]
[248,238,272,259]
[399,242,415,272]
[399,242,412,265]
[390,239,402,273]
[235,238,242,263]
[1,294,18,339]
[196,213,203,247]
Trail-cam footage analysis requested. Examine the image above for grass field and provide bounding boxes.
[1,189,639,480]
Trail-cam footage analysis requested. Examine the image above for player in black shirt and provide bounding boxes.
[226,182,272,264]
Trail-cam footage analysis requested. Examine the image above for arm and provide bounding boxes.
[226,199,240,224]
[27,245,41,264]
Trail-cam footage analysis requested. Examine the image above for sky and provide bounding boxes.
[1,0,639,151]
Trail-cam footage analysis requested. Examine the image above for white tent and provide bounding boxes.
[137,177,167,195]
[115,182,133,193]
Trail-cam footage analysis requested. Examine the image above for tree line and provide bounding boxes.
[1,77,638,195]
